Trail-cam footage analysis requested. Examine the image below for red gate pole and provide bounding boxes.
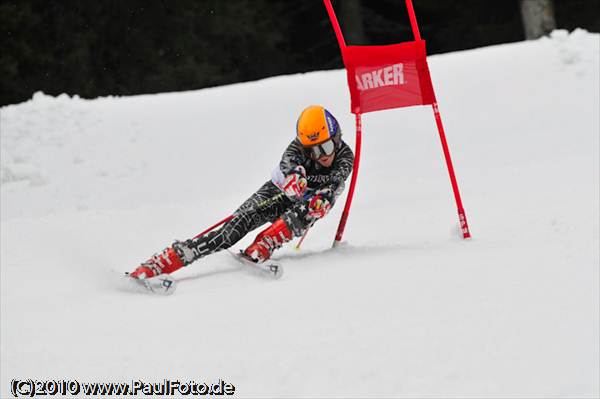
[323,0,364,247]
[406,0,471,239]
[323,0,346,51]
[405,0,422,41]
[431,103,471,238]
[333,112,362,247]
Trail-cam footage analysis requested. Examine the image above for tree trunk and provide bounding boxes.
[520,0,557,39]
[340,0,367,45]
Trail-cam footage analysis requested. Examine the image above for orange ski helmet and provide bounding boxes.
[296,105,341,147]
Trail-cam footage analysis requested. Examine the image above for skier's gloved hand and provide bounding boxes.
[314,187,334,203]
[307,194,331,219]
[282,166,307,200]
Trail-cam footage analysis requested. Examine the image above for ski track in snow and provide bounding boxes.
[1,29,599,397]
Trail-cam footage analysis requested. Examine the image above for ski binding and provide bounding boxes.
[125,273,177,295]
[229,250,284,280]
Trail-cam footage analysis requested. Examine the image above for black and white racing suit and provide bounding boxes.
[174,139,354,264]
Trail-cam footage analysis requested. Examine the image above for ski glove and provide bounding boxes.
[307,194,331,219]
[282,166,307,200]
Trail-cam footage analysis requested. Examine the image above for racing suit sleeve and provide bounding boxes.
[278,140,307,176]
[317,141,354,205]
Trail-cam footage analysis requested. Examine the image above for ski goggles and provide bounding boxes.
[305,138,336,160]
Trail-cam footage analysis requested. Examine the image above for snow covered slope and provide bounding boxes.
[1,29,598,397]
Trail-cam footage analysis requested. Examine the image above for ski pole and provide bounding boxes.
[295,216,317,250]
[295,227,311,250]
[192,215,234,239]
[294,190,318,250]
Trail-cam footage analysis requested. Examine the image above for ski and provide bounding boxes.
[228,250,284,280]
[124,273,177,295]
[121,251,281,295]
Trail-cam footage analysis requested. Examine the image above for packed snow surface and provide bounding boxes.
[2,29,599,397]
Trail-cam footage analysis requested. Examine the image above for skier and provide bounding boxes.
[129,105,354,280]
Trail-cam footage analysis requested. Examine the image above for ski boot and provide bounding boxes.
[244,218,292,263]
[129,245,185,280]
